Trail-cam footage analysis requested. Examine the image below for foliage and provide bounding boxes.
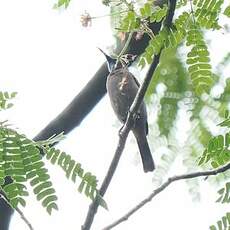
[0,92,105,214]
[224,5,230,17]
[97,0,230,208]
[176,0,188,8]
[53,0,71,9]
[198,132,230,168]
[218,110,230,128]
[139,11,189,68]
[197,114,230,229]
[44,147,107,209]
[0,92,17,111]
[198,113,230,168]
[0,127,58,214]
[186,26,213,95]
[113,0,230,219]
[9,0,230,228]
[146,48,189,136]
[210,212,230,230]
[193,0,224,29]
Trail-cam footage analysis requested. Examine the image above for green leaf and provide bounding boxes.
[54,0,71,8]
[33,182,52,194]
[97,194,108,210]
[224,6,230,17]
[41,195,58,208]
[10,197,26,208]
[37,188,56,201]
[46,203,58,215]
[78,180,85,193]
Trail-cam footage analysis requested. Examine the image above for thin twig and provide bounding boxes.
[81,28,136,230]
[81,36,162,230]
[81,51,161,230]
[0,192,34,230]
[102,162,230,229]
[115,31,134,68]
[81,1,177,229]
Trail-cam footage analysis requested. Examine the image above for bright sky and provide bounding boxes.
[0,1,229,230]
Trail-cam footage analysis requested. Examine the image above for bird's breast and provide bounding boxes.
[106,69,137,122]
[118,74,129,92]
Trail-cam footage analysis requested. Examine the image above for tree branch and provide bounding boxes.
[82,1,177,229]
[102,162,230,229]
[82,50,162,230]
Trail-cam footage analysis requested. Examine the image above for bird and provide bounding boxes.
[99,48,155,172]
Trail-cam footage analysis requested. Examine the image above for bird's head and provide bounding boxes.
[98,48,137,73]
[98,48,117,73]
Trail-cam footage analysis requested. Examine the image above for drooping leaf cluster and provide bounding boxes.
[44,146,107,209]
[102,0,229,227]
[0,125,106,213]
[0,91,105,214]
[186,26,213,95]
[198,132,230,168]
[197,114,230,229]
[193,0,224,29]
[210,213,230,230]
[98,0,228,96]
[139,11,190,68]
[0,127,58,214]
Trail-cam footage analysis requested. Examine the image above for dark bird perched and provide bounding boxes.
[99,48,155,172]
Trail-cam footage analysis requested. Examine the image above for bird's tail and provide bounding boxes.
[133,132,155,173]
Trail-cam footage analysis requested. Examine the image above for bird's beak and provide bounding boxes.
[97,48,117,73]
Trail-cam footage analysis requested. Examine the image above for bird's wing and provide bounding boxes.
[130,73,149,136]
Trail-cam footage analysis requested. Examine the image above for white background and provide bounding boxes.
[0,0,229,229]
